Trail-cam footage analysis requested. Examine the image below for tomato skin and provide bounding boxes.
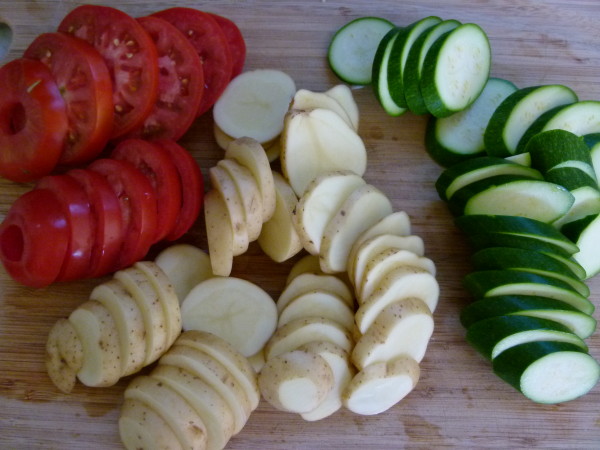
[209,13,246,78]
[89,158,158,269]
[58,4,159,139]
[35,174,94,282]
[0,58,68,183]
[110,138,182,242]
[24,32,114,165]
[123,16,204,141]
[154,139,204,241]
[152,7,233,116]
[0,189,69,287]
[67,168,124,278]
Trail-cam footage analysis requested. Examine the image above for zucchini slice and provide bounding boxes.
[492,341,600,404]
[372,27,407,116]
[562,213,600,279]
[583,133,600,184]
[526,129,595,173]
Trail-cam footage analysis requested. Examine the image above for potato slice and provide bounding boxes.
[124,375,207,450]
[342,356,420,415]
[218,158,263,242]
[68,300,121,387]
[352,298,434,369]
[298,341,355,421]
[89,280,146,377]
[155,244,214,303]
[213,122,280,161]
[278,291,355,331]
[281,108,367,197]
[324,84,360,131]
[247,349,266,373]
[292,170,365,255]
[119,398,183,450]
[209,164,249,256]
[204,189,234,276]
[264,317,354,361]
[258,349,334,413]
[285,254,323,285]
[175,331,260,411]
[45,318,83,393]
[152,364,235,450]
[277,272,354,313]
[159,345,252,435]
[320,184,393,273]
[258,171,303,262]
[355,268,439,334]
[290,88,356,131]
[181,277,277,357]
[225,137,276,222]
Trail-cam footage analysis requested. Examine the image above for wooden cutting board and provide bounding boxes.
[1,0,599,448]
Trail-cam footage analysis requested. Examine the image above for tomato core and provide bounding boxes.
[0,224,24,262]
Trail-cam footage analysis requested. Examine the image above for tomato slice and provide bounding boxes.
[89,158,158,269]
[154,139,204,241]
[35,174,94,282]
[152,7,233,116]
[68,168,124,278]
[0,58,68,182]
[0,189,69,287]
[209,13,246,78]
[24,32,114,165]
[122,16,204,141]
[111,138,182,242]
[58,4,159,139]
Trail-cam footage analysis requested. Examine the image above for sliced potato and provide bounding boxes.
[124,375,208,450]
[352,298,434,369]
[278,291,355,331]
[324,84,360,131]
[276,272,354,313]
[285,254,323,285]
[225,137,276,222]
[204,189,234,277]
[258,171,303,262]
[290,88,356,130]
[45,318,82,393]
[281,108,367,197]
[293,170,365,255]
[119,398,183,450]
[181,277,277,358]
[342,356,420,415]
[320,184,393,273]
[298,341,355,421]
[258,349,334,413]
[247,349,266,373]
[154,244,214,303]
[215,123,282,163]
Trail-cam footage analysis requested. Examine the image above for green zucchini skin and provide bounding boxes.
[371,27,407,116]
[526,129,595,172]
[561,213,600,279]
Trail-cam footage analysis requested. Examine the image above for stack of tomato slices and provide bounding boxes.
[0,4,245,183]
[0,139,203,288]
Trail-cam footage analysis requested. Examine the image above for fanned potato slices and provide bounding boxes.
[285,254,323,285]
[119,399,183,450]
[278,290,355,331]
[290,88,356,131]
[276,272,354,313]
[45,319,82,393]
[204,190,235,277]
[324,84,360,131]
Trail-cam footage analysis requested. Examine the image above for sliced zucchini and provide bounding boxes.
[328,17,395,85]
[463,270,594,315]
[562,213,600,279]
[387,16,442,108]
[505,152,531,167]
[435,156,542,201]
[425,78,517,167]
[492,341,600,404]
[484,84,578,157]
[470,247,589,296]
[460,295,596,339]
[466,315,587,360]
[583,133,600,184]
[420,23,491,118]
[372,27,407,116]
[526,129,595,173]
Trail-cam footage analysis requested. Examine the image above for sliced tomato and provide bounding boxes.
[0,189,69,287]
[111,138,182,242]
[209,13,246,78]
[121,16,204,141]
[89,158,158,269]
[35,174,94,282]
[152,7,233,116]
[154,139,204,241]
[58,4,159,139]
[24,32,114,165]
[68,168,124,278]
[0,58,68,182]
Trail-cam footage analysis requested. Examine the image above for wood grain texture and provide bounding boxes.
[1,0,599,448]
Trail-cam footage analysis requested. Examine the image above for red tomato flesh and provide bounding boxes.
[24,32,114,165]
[209,13,246,78]
[0,58,68,182]
[58,4,159,139]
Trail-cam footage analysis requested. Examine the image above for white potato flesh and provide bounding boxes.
[343,356,421,415]
[213,121,279,156]
[325,84,360,131]
[258,172,303,263]
[293,170,365,255]
[258,349,334,413]
[278,291,355,331]
[45,318,82,393]
[277,272,354,313]
[247,349,266,373]
[204,190,234,277]
[181,277,278,358]
[155,244,214,303]
[290,88,356,130]
[285,254,323,285]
